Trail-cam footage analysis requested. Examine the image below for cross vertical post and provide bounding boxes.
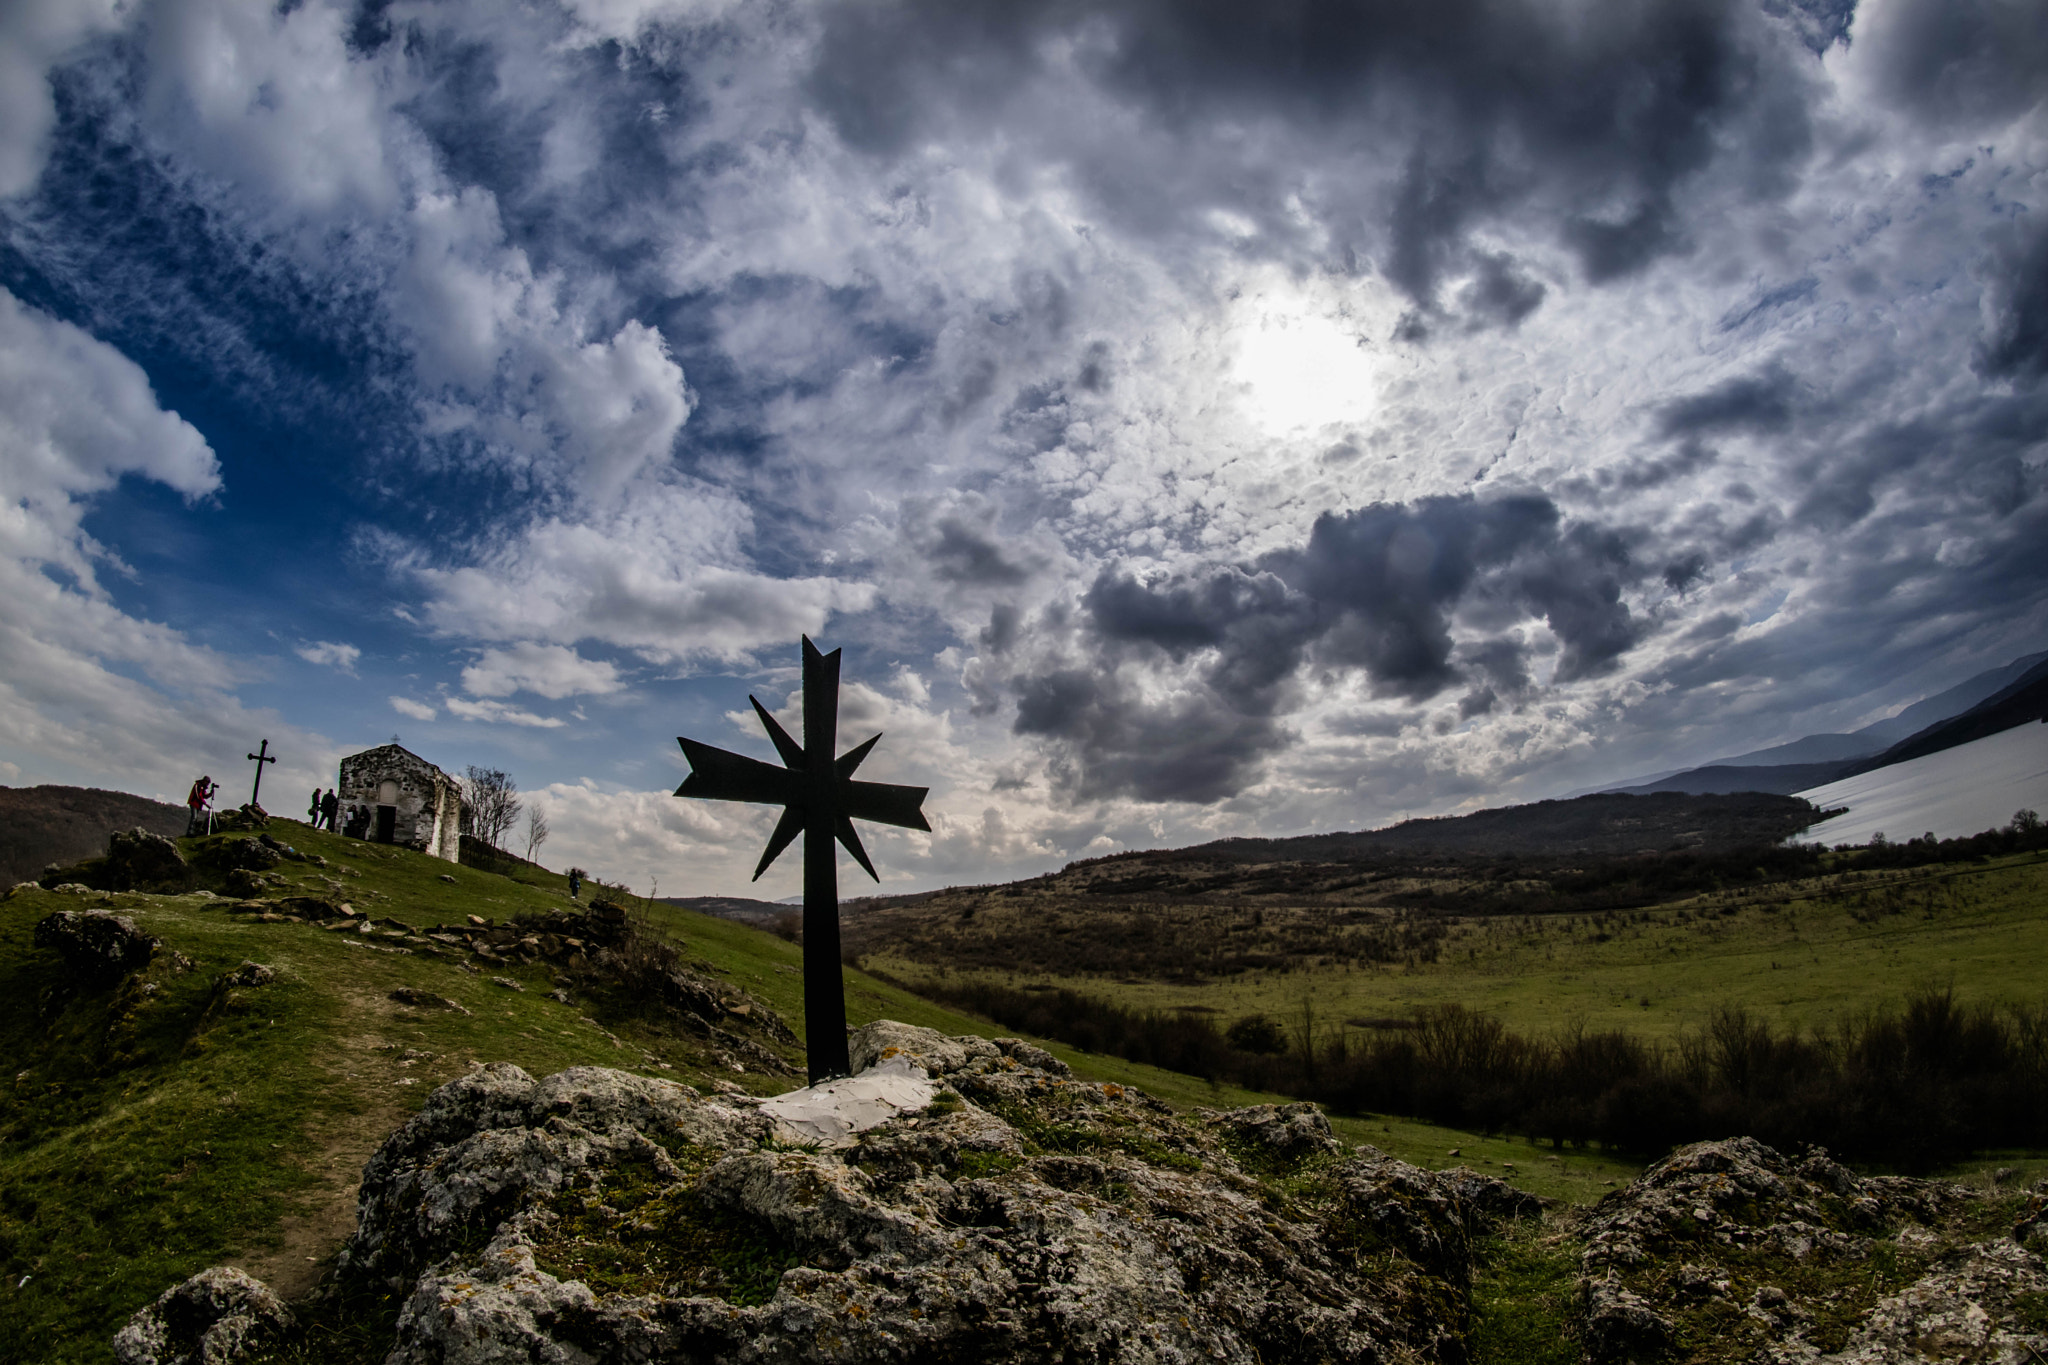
[672,637,930,1085]
[800,640,851,1080]
[246,738,277,808]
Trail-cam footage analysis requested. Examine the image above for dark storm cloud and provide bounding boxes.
[1012,493,1649,803]
[1656,365,1799,437]
[1978,219,2048,381]
[805,0,1816,311]
[1864,0,2048,129]
[929,516,1033,585]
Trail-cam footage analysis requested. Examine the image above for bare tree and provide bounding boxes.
[463,766,522,850]
[524,801,550,863]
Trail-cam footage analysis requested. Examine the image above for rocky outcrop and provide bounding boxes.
[103,828,194,893]
[111,1265,294,1365]
[280,1022,1530,1364]
[1573,1136,2048,1365]
[34,908,160,984]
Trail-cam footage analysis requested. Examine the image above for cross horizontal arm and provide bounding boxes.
[841,780,932,831]
[675,738,804,806]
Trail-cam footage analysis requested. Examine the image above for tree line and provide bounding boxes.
[905,976,2047,1171]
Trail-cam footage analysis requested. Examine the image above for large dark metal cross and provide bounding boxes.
[246,738,277,808]
[674,637,929,1083]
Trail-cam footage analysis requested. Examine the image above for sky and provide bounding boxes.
[1,0,2045,899]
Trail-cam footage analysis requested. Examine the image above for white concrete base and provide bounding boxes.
[758,1056,936,1147]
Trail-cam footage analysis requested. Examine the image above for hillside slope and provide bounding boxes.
[1,818,1633,1363]
[0,786,187,886]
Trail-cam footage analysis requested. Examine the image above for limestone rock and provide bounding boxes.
[34,909,159,984]
[326,1021,1528,1365]
[1572,1138,2045,1365]
[104,828,193,893]
[219,961,275,988]
[111,1265,293,1365]
[1579,1276,1676,1365]
[757,1056,936,1146]
[1196,1100,1344,1164]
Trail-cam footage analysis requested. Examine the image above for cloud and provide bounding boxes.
[0,0,127,197]
[1978,218,2048,381]
[444,696,567,728]
[462,642,624,700]
[397,482,876,665]
[0,288,219,583]
[1857,0,2048,130]
[0,287,337,802]
[389,696,438,722]
[1002,492,1649,804]
[804,0,1816,309]
[296,641,362,673]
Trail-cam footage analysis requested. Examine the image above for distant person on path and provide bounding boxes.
[321,789,339,831]
[567,867,582,901]
[308,789,321,823]
[186,775,218,836]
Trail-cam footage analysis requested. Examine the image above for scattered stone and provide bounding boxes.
[219,961,276,989]
[204,838,282,875]
[222,870,269,900]
[547,988,572,1005]
[466,914,486,926]
[34,909,160,985]
[1195,1100,1344,1164]
[490,976,524,991]
[439,874,458,884]
[273,896,348,920]
[389,988,471,1015]
[103,828,194,892]
[111,1265,294,1365]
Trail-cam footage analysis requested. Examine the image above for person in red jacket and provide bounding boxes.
[186,775,218,836]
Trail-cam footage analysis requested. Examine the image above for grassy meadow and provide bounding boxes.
[857,849,2048,1045]
[0,818,1642,1363]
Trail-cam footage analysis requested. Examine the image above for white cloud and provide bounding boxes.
[297,640,361,673]
[0,0,128,198]
[0,288,339,804]
[462,642,623,700]
[398,482,876,665]
[0,288,220,585]
[389,696,438,721]
[444,696,567,728]
[141,0,399,218]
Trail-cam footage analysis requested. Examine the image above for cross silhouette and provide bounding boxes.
[246,738,277,808]
[674,637,929,1082]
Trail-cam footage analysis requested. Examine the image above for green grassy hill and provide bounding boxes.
[0,819,1636,1364]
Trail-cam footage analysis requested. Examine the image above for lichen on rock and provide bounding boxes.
[111,1265,294,1365]
[1569,1135,2048,1364]
[296,1021,1539,1364]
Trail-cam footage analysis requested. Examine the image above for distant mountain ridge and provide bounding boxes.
[1603,648,2048,797]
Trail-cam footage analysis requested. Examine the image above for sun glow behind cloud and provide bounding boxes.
[1227,285,1386,437]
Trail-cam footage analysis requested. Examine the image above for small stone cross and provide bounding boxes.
[246,738,277,808]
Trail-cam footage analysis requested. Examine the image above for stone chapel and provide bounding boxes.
[336,743,467,861]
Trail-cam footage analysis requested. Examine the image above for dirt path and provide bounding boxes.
[223,987,471,1298]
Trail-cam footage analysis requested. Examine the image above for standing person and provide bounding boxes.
[567,867,582,901]
[186,775,218,836]
[320,788,339,832]
[308,788,322,824]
